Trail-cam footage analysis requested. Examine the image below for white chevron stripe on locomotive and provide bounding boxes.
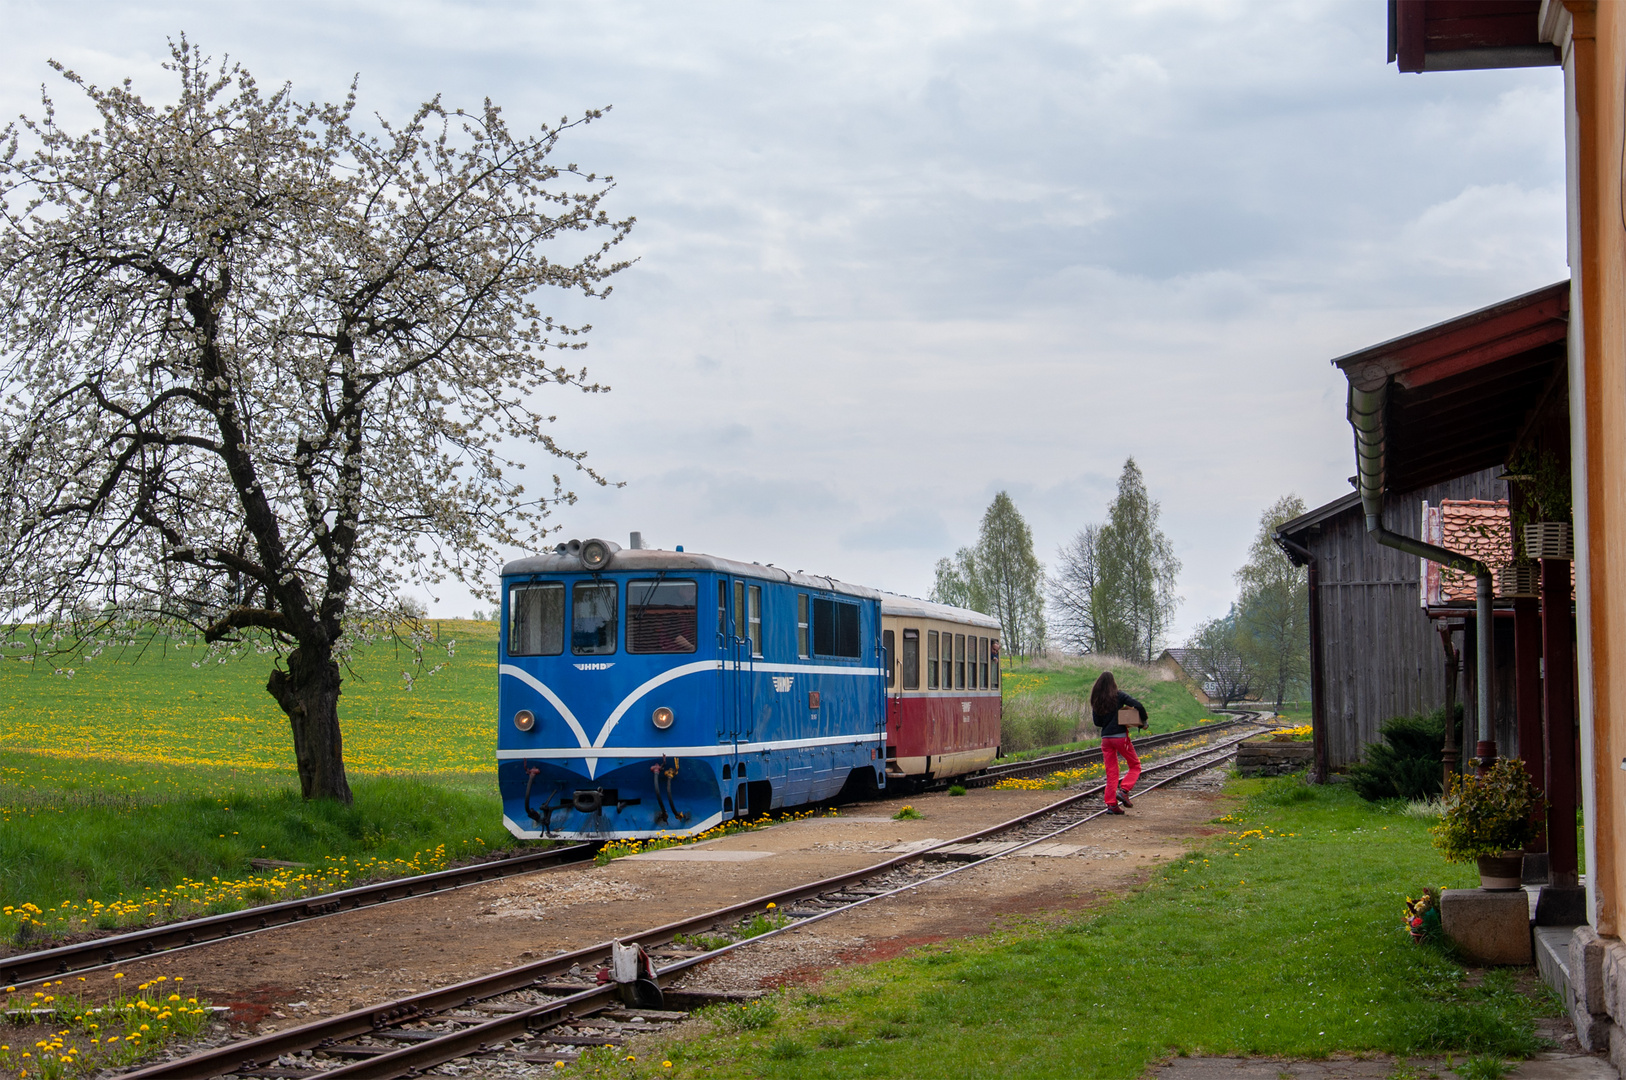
[498,661,881,778]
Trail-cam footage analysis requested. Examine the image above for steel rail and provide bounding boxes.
[120,721,1262,1080]
[964,717,1248,788]
[660,731,1250,977]
[8,719,1249,987]
[1,844,597,987]
[306,730,1263,1080]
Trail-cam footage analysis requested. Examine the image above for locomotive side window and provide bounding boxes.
[883,629,895,687]
[571,581,618,655]
[927,630,939,689]
[955,633,966,689]
[627,579,698,654]
[733,581,745,641]
[812,597,861,658]
[718,580,727,637]
[747,585,763,656]
[797,594,810,658]
[508,582,564,656]
[902,629,919,690]
[980,636,989,688]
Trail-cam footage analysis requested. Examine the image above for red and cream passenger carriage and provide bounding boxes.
[878,595,1002,783]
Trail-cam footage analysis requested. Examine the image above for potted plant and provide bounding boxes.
[1430,759,1544,890]
[1505,448,1572,561]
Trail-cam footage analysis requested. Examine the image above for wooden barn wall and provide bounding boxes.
[1305,468,1516,768]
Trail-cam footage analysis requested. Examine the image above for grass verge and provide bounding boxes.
[0,764,519,943]
[580,775,1560,1080]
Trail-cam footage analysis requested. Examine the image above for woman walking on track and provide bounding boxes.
[1090,671,1147,815]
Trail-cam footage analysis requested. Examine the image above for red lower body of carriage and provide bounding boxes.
[885,691,1001,780]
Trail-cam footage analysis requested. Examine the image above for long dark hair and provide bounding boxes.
[1089,671,1118,715]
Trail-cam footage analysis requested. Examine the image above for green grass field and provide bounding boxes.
[0,622,518,941]
[582,777,1558,1080]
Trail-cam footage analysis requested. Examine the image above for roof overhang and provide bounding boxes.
[1335,280,1569,496]
[1389,0,1560,72]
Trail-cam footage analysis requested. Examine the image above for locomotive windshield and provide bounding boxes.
[571,581,618,654]
[508,582,564,656]
[627,579,698,654]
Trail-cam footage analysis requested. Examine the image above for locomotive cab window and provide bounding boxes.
[812,597,861,658]
[627,579,698,654]
[797,594,810,658]
[508,582,564,656]
[571,581,618,655]
[902,629,919,690]
[718,580,727,638]
[927,630,939,689]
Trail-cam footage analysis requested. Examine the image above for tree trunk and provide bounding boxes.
[267,645,354,803]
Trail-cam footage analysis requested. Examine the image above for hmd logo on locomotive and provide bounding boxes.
[573,662,615,671]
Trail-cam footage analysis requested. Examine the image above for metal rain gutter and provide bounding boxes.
[1347,380,1498,763]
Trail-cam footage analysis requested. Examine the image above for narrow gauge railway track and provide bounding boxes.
[118,727,1258,1080]
[960,716,1252,789]
[0,844,598,987]
[4,718,1254,988]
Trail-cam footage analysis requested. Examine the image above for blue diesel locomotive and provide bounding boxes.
[496,538,891,840]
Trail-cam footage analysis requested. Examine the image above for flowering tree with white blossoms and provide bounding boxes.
[0,42,632,802]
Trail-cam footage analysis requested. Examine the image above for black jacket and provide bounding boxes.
[1092,690,1147,738]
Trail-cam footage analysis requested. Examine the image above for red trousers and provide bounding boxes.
[1102,736,1140,805]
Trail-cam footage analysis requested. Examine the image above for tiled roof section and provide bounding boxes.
[1438,500,1513,601]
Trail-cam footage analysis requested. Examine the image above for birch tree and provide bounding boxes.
[974,492,1045,658]
[1095,458,1180,662]
[0,42,632,802]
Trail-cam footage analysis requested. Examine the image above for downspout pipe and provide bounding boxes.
[1348,381,1498,765]
[1273,531,1327,784]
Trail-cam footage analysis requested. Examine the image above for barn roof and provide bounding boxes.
[1334,280,1569,496]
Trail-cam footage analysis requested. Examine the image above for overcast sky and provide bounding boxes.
[1,1,1568,640]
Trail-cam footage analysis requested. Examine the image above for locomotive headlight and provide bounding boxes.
[580,538,613,570]
[651,706,675,730]
[513,709,536,732]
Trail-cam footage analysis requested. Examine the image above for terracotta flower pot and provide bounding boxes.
[1477,851,1525,891]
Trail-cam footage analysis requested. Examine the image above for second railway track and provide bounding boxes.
[113,720,1262,1080]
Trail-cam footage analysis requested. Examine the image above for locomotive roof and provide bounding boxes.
[501,546,1000,630]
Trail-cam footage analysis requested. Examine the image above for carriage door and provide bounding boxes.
[883,626,900,740]
[721,578,755,816]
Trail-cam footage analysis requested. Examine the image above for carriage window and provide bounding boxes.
[955,633,966,689]
[883,629,895,687]
[797,594,810,658]
[627,579,698,654]
[902,629,919,690]
[508,582,564,656]
[718,580,727,638]
[980,636,989,688]
[747,585,763,656]
[571,581,618,655]
[992,640,1000,687]
[812,597,861,658]
[927,630,939,689]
